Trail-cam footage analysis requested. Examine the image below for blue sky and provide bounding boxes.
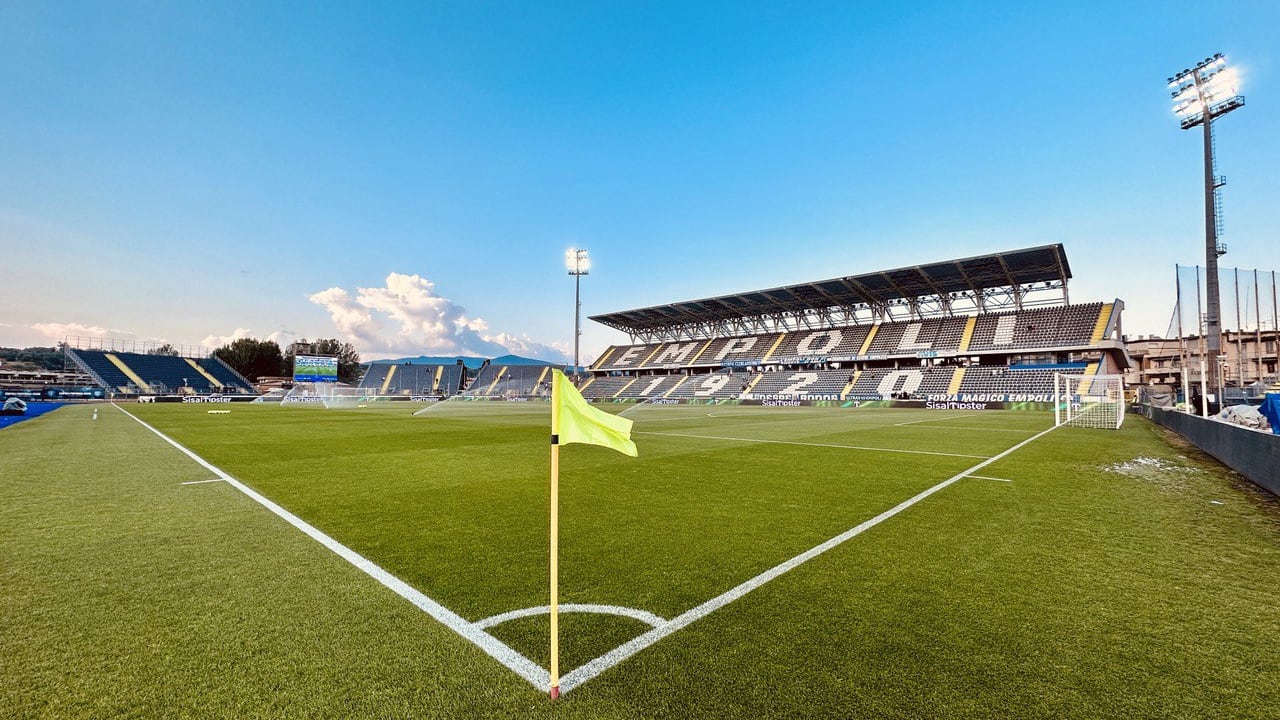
[2,1,1276,362]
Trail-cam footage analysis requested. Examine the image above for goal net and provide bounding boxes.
[1054,373,1125,430]
[281,382,372,409]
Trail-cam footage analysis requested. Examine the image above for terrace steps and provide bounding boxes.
[687,339,716,366]
[957,316,977,353]
[857,326,879,356]
[105,354,152,393]
[184,358,223,389]
[762,333,788,363]
[663,377,687,398]
[1090,303,1114,345]
[614,377,638,398]
[841,370,861,399]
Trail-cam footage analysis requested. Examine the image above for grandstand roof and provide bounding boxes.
[591,244,1072,334]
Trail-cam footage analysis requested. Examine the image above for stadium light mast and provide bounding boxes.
[1168,52,1244,399]
[566,248,590,381]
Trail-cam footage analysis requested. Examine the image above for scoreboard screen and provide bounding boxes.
[293,355,338,383]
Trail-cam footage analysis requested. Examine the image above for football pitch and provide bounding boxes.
[3,401,1278,718]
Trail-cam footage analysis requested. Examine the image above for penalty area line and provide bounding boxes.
[914,425,1041,434]
[634,430,989,459]
[111,404,549,692]
[180,478,224,485]
[558,422,1061,694]
[893,412,982,426]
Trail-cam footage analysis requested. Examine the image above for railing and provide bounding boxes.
[61,336,212,359]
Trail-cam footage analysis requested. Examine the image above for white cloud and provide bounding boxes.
[309,272,570,362]
[200,327,254,349]
[484,331,574,363]
[201,327,297,350]
[0,320,298,354]
[30,321,129,341]
[265,330,296,346]
[0,321,184,352]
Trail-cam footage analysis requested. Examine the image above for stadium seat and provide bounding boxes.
[67,349,254,395]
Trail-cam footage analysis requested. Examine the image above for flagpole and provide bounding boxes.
[549,371,561,700]
[546,367,637,700]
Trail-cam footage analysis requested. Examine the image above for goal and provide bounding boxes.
[281,382,373,409]
[1054,373,1125,430]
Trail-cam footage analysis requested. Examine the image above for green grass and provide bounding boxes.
[2,401,1278,718]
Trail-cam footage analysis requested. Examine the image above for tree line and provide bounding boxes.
[213,338,362,384]
[0,347,66,371]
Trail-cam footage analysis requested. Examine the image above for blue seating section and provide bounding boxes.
[197,357,256,391]
[68,350,133,392]
[67,349,255,395]
[465,365,554,397]
[358,363,464,396]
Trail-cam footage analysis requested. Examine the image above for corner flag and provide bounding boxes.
[549,369,637,699]
[552,370,637,456]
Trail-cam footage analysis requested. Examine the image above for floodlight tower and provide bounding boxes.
[1168,53,1244,398]
[566,248,590,381]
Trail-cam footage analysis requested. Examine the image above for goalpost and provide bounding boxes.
[1054,373,1125,430]
[281,382,374,409]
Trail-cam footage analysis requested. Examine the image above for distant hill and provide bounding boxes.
[368,355,486,369]
[368,354,562,370]
[488,354,561,367]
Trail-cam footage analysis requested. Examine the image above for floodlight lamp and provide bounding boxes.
[1204,67,1241,95]
[566,248,590,274]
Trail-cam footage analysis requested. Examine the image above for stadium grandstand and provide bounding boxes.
[62,341,256,397]
[0,365,102,401]
[357,361,466,398]
[465,360,560,398]
[583,244,1129,403]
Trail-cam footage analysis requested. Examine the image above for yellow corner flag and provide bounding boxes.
[549,369,637,700]
[551,369,637,457]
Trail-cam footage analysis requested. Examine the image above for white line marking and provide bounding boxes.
[914,425,1038,434]
[476,604,667,630]
[112,404,550,692]
[966,475,1013,483]
[635,430,990,459]
[558,422,1060,694]
[893,413,981,426]
[705,409,834,418]
[180,478,225,485]
[116,402,1057,696]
